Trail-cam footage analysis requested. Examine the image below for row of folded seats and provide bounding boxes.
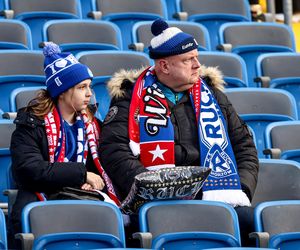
[0,19,296,83]
[0,0,256,50]
[0,191,300,249]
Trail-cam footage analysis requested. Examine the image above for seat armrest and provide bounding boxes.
[254,76,271,88]
[216,43,232,52]
[2,112,17,120]
[128,43,144,52]
[263,148,282,159]
[0,10,14,19]
[173,11,188,21]
[132,232,153,249]
[249,232,270,248]
[15,233,35,250]
[87,11,102,19]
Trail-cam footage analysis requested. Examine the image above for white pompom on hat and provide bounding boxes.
[148,18,198,59]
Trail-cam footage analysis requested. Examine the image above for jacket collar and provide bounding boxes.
[107,65,225,100]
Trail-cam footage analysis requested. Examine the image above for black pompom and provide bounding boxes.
[151,18,169,36]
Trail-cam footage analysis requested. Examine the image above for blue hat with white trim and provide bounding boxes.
[148,19,198,59]
[43,42,93,98]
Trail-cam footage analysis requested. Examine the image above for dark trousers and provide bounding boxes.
[235,206,256,247]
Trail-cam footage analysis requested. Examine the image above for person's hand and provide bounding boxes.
[81,183,93,190]
[85,172,105,190]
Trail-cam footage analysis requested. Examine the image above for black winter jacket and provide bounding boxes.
[100,66,259,201]
[10,109,101,234]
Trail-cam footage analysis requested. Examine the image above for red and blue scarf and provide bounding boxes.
[129,66,250,207]
[36,107,120,206]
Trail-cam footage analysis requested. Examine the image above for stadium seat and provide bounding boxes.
[264,121,300,161]
[218,22,296,87]
[198,51,248,88]
[3,0,82,49]
[91,0,167,49]
[131,20,211,53]
[0,209,7,250]
[0,19,32,49]
[0,50,45,112]
[252,200,300,249]
[79,0,93,18]
[10,86,46,112]
[43,20,122,55]
[175,0,251,51]
[0,119,15,202]
[134,200,241,249]
[19,200,126,249]
[225,88,297,158]
[256,52,300,118]
[77,51,151,120]
[251,159,300,207]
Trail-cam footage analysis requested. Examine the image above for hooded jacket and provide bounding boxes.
[100,65,259,202]
[10,109,101,235]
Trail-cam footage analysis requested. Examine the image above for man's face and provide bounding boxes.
[163,49,200,92]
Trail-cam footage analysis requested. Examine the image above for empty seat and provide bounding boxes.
[225,88,297,158]
[10,86,46,112]
[264,121,300,162]
[19,200,126,249]
[256,52,300,118]
[3,0,82,49]
[199,51,248,87]
[219,22,296,87]
[77,51,151,120]
[131,20,210,53]
[0,50,45,112]
[0,19,32,49]
[43,20,122,55]
[0,119,15,202]
[252,200,300,249]
[175,0,251,50]
[252,159,300,207]
[135,200,241,249]
[92,0,167,49]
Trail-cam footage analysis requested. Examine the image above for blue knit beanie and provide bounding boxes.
[43,42,93,98]
[148,19,198,59]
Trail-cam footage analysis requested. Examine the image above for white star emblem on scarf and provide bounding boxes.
[149,145,167,162]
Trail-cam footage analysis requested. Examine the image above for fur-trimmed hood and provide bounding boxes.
[107,65,225,99]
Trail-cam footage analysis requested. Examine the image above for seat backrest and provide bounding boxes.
[0,50,45,111]
[252,159,300,206]
[43,20,122,52]
[139,200,240,244]
[95,0,165,17]
[8,0,81,17]
[225,88,297,118]
[265,121,300,152]
[0,19,32,49]
[10,86,46,112]
[94,0,166,49]
[198,52,248,87]
[257,53,300,80]
[132,21,210,52]
[0,120,15,148]
[220,23,295,49]
[22,200,125,244]
[220,23,295,86]
[77,51,151,78]
[254,200,300,236]
[0,209,7,250]
[177,0,251,18]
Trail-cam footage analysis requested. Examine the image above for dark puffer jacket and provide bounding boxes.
[10,109,101,234]
[100,66,259,201]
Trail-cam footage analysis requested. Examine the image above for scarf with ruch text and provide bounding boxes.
[36,107,120,206]
[128,66,250,207]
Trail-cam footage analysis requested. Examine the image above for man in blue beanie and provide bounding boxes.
[100,19,258,247]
